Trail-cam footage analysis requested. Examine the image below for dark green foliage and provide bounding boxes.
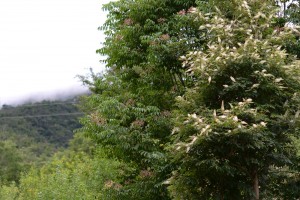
[0,99,82,148]
[167,1,300,199]
[78,73,172,199]
[77,1,210,199]
[75,0,300,199]
[0,98,82,180]
[99,0,205,107]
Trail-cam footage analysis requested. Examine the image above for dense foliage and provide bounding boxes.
[0,99,81,148]
[0,99,82,184]
[0,134,130,200]
[83,0,300,199]
[1,0,300,199]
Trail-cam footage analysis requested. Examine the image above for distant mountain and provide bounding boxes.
[0,97,83,165]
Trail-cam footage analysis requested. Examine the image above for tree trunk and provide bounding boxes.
[253,172,259,200]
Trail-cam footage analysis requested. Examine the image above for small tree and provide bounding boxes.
[0,140,24,184]
[168,0,300,199]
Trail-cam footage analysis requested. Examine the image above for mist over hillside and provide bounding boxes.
[0,85,90,107]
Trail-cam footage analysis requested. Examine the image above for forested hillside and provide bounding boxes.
[1,0,300,199]
[0,99,82,147]
[0,98,82,183]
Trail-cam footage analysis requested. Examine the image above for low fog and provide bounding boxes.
[0,85,89,107]
[0,0,109,108]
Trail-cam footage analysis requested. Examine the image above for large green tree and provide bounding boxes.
[99,0,202,105]
[167,0,300,199]
[78,0,300,199]
[79,0,205,199]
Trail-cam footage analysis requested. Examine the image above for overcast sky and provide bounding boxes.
[0,0,110,105]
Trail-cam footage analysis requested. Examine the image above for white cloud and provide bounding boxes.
[0,0,111,105]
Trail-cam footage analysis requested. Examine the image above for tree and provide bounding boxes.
[79,72,172,199]
[79,0,205,199]
[0,140,24,184]
[167,0,300,199]
[77,0,300,199]
[99,0,203,106]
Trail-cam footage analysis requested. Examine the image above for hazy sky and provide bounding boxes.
[0,0,110,105]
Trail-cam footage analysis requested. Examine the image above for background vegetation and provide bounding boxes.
[0,98,82,184]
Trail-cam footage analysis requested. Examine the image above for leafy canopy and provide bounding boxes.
[168,0,300,199]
